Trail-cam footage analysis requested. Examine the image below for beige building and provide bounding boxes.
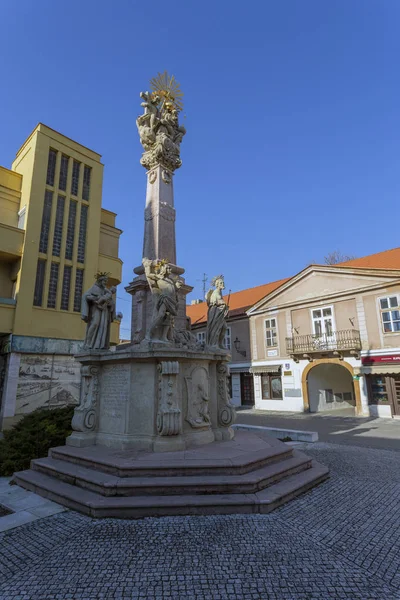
[0,124,122,429]
[189,248,400,418]
[187,279,288,407]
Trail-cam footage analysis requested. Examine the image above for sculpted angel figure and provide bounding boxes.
[206,275,230,349]
[143,258,183,342]
[136,85,186,171]
[81,273,116,350]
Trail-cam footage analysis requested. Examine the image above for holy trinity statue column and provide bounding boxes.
[126,72,192,343]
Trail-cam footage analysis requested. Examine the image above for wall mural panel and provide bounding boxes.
[16,354,80,415]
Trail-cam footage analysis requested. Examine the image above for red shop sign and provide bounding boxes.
[362,354,400,365]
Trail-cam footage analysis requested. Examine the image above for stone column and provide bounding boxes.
[143,165,176,265]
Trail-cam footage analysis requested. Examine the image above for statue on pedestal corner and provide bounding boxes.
[81,272,119,350]
[206,275,230,350]
[143,258,183,342]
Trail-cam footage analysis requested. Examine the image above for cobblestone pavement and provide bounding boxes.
[236,409,400,450]
[0,443,399,599]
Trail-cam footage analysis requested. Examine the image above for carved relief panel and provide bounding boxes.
[157,361,181,436]
[185,366,211,429]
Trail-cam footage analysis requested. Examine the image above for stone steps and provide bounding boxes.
[48,440,293,477]
[13,460,329,519]
[12,432,329,518]
[31,451,312,497]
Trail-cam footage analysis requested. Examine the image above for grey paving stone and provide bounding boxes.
[0,442,399,599]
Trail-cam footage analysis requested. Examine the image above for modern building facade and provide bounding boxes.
[0,124,122,429]
[188,248,400,418]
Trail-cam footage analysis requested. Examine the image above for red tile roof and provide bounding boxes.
[187,278,290,326]
[338,247,400,270]
[187,247,400,327]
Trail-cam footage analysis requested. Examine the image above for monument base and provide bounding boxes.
[13,431,329,518]
[66,344,236,453]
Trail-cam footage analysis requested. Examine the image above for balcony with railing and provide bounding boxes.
[286,329,361,359]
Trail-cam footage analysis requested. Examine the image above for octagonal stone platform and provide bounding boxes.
[13,431,329,518]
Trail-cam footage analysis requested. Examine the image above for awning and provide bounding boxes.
[361,365,400,376]
[229,367,250,374]
[250,365,281,374]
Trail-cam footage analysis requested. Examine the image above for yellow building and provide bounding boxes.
[0,124,122,429]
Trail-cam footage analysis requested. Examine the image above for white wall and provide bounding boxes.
[231,373,241,407]
[308,364,354,412]
[253,360,304,412]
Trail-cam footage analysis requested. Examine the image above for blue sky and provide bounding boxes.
[1,1,398,337]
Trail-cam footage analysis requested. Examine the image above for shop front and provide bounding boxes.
[362,354,400,417]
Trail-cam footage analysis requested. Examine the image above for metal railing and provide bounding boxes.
[286,329,361,355]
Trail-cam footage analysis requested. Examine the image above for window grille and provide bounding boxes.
[46,149,57,186]
[61,265,72,310]
[77,204,88,263]
[47,263,60,308]
[39,191,53,253]
[65,200,77,260]
[33,259,46,306]
[73,269,84,312]
[52,195,65,257]
[59,155,69,191]
[82,165,91,201]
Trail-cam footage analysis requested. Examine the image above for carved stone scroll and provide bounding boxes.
[216,362,236,428]
[71,365,99,432]
[157,361,181,436]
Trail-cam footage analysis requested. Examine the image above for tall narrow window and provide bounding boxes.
[82,165,91,201]
[265,318,278,347]
[65,200,77,260]
[61,265,72,310]
[224,327,231,350]
[39,191,53,253]
[73,269,84,312]
[312,307,334,337]
[47,263,60,308]
[59,155,69,191]
[33,259,46,306]
[196,332,206,344]
[71,160,81,196]
[77,204,88,263]
[52,195,65,257]
[46,149,57,186]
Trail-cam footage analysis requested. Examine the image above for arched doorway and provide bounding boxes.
[302,359,362,415]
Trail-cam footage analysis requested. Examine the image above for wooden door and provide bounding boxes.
[389,376,400,416]
[240,373,255,407]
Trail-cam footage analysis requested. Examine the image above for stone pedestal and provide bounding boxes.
[67,345,235,452]
[126,265,192,344]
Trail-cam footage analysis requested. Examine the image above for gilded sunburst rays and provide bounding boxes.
[150,71,184,112]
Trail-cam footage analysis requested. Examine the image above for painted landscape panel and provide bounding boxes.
[16,354,80,415]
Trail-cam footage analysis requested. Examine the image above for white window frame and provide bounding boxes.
[224,327,231,351]
[17,206,26,230]
[310,305,336,338]
[264,317,278,349]
[196,331,206,344]
[378,295,400,334]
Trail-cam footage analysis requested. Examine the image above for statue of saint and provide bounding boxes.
[143,258,183,342]
[81,273,117,350]
[206,275,229,349]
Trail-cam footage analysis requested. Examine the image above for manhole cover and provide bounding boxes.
[0,504,12,517]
